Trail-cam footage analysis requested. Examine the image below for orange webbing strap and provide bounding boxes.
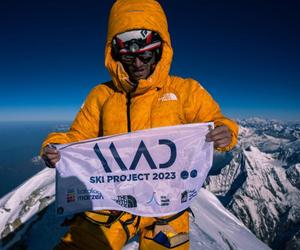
[119,214,141,242]
[154,208,189,225]
[82,211,125,227]
[83,211,140,243]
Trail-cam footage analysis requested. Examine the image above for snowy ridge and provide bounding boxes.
[124,189,270,250]
[3,118,297,249]
[205,118,300,249]
[189,189,269,250]
[0,168,55,247]
[0,168,269,249]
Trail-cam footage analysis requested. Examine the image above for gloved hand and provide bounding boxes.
[205,125,232,148]
[42,144,60,168]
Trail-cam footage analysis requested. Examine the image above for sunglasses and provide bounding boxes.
[120,50,155,64]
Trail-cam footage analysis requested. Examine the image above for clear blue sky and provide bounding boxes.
[0,0,299,121]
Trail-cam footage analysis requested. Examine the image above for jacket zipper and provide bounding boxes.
[126,93,131,132]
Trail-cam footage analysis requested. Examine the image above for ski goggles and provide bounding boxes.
[119,50,155,65]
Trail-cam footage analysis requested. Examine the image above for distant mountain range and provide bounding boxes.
[205,118,300,249]
[2,118,299,249]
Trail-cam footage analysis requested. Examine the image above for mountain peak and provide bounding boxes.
[206,119,300,249]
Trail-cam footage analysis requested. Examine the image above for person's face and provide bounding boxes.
[119,50,157,82]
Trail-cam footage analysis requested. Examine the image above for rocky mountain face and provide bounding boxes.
[0,121,271,250]
[204,118,300,249]
[1,118,298,249]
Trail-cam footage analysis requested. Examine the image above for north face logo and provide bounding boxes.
[113,195,137,208]
[159,93,177,101]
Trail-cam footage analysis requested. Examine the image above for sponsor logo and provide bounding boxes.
[160,196,170,206]
[190,169,198,178]
[147,192,170,207]
[180,169,198,180]
[113,195,137,208]
[66,188,104,203]
[76,188,104,201]
[67,189,76,203]
[181,190,197,203]
[159,93,177,101]
[147,192,160,206]
[188,189,197,200]
[180,170,189,180]
[181,191,188,203]
[94,139,176,173]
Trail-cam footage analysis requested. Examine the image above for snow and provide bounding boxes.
[0,168,55,248]
[0,168,55,232]
[6,118,298,248]
[189,189,270,250]
[205,119,300,248]
[0,168,270,250]
[115,189,271,250]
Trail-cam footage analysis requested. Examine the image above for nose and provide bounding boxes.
[132,56,143,67]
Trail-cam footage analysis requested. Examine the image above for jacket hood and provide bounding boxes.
[105,0,173,95]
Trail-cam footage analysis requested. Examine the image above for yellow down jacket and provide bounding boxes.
[42,0,238,240]
[42,0,238,148]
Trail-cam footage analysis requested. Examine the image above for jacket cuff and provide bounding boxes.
[215,128,238,152]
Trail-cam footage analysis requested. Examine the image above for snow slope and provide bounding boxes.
[0,168,269,250]
[205,118,300,249]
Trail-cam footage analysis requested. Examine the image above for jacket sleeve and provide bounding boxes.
[41,86,109,153]
[182,79,238,152]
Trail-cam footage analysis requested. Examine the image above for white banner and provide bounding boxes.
[55,123,214,217]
